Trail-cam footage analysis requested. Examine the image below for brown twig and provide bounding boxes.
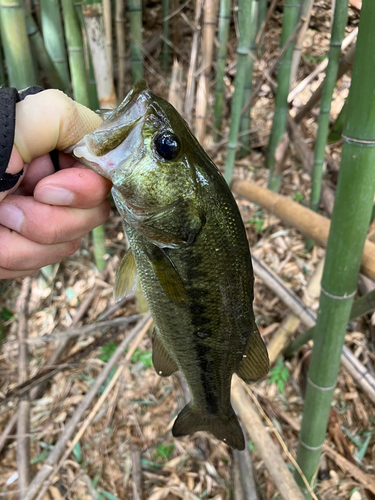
[24,313,152,500]
[16,276,33,498]
[131,444,143,500]
[237,433,259,500]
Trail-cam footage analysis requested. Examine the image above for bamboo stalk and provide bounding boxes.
[102,0,113,80]
[0,0,38,88]
[213,0,231,141]
[295,40,356,123]
[309,0,348,216]
[266,0,301,192]
[290,0,314,83]
[168,58,184,113]
[232,180,375,281]
[16,277,32,499]
[25,10,65,90]
[40,0,70,92]
[196,0,217,144]
[184,0,203,124]
[284,288,375,357]
[295,2,375,491]
[83,0,116,108]
[61,0,90,107]
[288,28,357,103]
[328,97,347,142]
[129,0,143,83]
[224,0,254,183]
[162,0,170,72]
[115,0,126,100]
[238,0,259,158]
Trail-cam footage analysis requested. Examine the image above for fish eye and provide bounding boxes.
[154,132,181,161]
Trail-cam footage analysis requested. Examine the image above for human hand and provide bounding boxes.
[0,89,112,279]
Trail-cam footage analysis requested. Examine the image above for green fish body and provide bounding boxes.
[73,81,269,450]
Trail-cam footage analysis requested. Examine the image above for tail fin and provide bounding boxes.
[172,403,245,450]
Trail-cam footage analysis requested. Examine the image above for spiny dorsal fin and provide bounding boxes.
[147,246,188,305]
[114,248,138,302]
[236,323,269,383]
[152,328,178,377]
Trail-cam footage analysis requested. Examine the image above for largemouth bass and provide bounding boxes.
[73,81,269,450]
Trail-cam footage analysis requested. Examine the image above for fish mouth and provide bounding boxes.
[72,81,151,180]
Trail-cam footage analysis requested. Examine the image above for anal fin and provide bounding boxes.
[152,328,178,377]
[236,323,269,383]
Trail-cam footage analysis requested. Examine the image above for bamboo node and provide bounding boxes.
[299,439,323,451]
[321,287,356,300]
[342,134,375,147]
[307,376,336,392]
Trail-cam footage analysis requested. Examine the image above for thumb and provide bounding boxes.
[14,89,103,164]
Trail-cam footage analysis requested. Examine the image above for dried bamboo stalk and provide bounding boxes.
[196,0,217,143]
[232,180,375,281]
[267,259,324,363]
[23,313,151,500]
[102,0,113,78]
[115,0,126,100]
[184,0,203,124]
[168,58,184,113]
[16,277,33,498]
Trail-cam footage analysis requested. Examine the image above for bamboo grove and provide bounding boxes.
[0,0,374,499]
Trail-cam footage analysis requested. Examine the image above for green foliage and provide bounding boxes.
[292,191,304,202]
[0,306,13,321]
[99,342,118,362]
[268,358,290,394]
[249,210,265,233]
[132,349,153,369]
[73,441,82,463]
[154,443,174,462]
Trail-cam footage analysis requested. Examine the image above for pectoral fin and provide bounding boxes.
[152,328,178,376]
[147,246,188,305]
[114,248,138,302]
[236,324,269,383]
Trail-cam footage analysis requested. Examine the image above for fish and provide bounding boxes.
[73,81,269,450]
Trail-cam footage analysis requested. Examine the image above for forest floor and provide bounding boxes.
[1,1,374,499]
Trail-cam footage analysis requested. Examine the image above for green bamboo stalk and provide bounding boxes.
[266,0,301,192]
[25,10,65,90]
[213,0,231,142]
[0,0,38,88]
[162,0,170,73]
[328,97,348,143]
[61,0,89,106]
[309,0,348,214]
[40,0,70,93]
[115,0,126,100]
[257,0,267,36]
[284,289,375,358]
[224,0,254,184]
[238,0,259,158]
[295,2,375,496]
[129,0,143,83]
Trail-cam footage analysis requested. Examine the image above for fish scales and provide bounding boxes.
[73,81,269,450]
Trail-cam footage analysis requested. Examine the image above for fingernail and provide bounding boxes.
[0,203,23,232]
[35,186,74,206]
